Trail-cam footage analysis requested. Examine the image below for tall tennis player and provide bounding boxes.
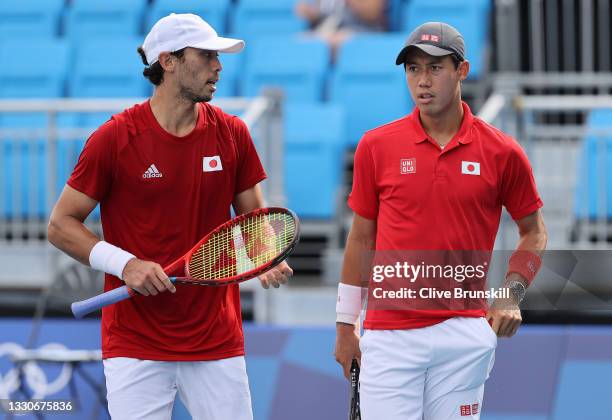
[48,14,293,420]
[335,22,547,419]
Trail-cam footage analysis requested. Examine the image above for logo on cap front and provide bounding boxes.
[420,34,440,42]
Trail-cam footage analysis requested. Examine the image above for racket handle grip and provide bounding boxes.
[71,285,134,319]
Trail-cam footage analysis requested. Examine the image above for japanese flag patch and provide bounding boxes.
[203,156,223,172]
[461,161,480,176]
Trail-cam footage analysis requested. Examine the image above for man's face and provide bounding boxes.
[404,49,468,118]
[176,47,222,103]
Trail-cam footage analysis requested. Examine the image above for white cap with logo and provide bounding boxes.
[142,13,245,65]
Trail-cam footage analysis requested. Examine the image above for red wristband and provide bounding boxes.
[506,251,542,286]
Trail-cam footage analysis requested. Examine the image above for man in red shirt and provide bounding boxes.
[334,22,547,419]
[48,14,292,420]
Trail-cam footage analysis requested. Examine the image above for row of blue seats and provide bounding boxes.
[235,34,414,143]
[0,34,413,145]
[0,37,146,100]
[3,106,612,222]
[0,0,305,40]
[0,104,345,220]
[0,0,490,77]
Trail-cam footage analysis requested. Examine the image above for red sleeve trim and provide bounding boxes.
[234,173,267,195]
[66,178,103,203]
[508,198,543,220]
[347,197,377,220]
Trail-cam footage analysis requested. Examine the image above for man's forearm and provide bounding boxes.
[340,233,374,288]
[48,214,101,265]
[503,226,548,306]
[516,229,547,256]
[337,219,375,327]
[511,229,547,280]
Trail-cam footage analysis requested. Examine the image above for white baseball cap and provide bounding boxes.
[142,13,245,65]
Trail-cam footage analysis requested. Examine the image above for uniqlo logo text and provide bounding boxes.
[420,34,439,42]
[472,403,479,414]
[460,405,472,416]
[401,158,416,174]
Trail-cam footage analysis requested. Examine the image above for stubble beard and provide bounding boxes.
[179,85,212,104]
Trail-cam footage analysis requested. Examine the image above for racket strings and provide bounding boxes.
[187,212,297,281]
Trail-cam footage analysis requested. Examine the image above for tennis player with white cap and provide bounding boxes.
[48,13,292,420]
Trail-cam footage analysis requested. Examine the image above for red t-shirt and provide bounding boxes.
[68,100,266,360]
[348,102,543,330]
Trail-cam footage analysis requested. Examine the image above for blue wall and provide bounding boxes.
[1,319,611,419]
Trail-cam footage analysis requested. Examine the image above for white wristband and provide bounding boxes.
[336,283,367,325]
[89,241,136,280]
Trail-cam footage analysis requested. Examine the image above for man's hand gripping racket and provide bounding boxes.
[71,207,300,318]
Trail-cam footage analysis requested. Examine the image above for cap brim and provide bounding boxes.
[395,44,455,65]
[192,36,245,53]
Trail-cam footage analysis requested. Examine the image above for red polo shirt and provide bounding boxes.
[68,101,266,360]
[348,102,543,330]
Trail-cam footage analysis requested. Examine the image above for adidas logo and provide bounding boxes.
[142,164,163,179]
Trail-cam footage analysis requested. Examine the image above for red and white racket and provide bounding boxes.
[72,207,299,318]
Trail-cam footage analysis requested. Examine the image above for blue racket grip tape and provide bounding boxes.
[71,285,132,319]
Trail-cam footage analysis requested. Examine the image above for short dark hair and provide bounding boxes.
[137,46,186,86]
[450,53,463,69]
[403,53,464,71]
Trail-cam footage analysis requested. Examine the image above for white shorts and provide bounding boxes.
[360,317,497,420]
[103,356,252,420]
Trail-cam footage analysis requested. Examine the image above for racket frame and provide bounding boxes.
[349,358,361,420]
[170,206,300,286]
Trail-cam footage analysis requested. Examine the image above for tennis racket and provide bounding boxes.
[349,359,361,420]
[71,207,299,319]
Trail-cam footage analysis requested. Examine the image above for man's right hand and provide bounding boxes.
[122,259,176,296]
[335,322,361,380]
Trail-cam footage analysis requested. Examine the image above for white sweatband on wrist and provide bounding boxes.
[89,241,136,280]
[336,283,367,325]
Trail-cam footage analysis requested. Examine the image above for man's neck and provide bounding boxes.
[419,100,464,147]
[149,88,200,137]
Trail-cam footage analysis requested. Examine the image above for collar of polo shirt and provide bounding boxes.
[409,102,474,145]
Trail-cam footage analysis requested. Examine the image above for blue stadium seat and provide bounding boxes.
[214,52,243,98]
[146,0,230,34]
[69,37,147,97]
[0,38,109,220]
[402,0,491,79]
[0,131,96,219]
[0,38,69,99]
[330,34,413,145]
[0,0,64,38]
[65,0,146,39]
[284,103,346,218]
[0,139,48,219]
[231,0,306,38]
[0,126,89,220]
[386,0,404,32]
[0,37,69,130]
[574,109,612,221]
[243,37,329,102]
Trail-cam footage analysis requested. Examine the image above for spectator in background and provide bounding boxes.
[295,0,387,58]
